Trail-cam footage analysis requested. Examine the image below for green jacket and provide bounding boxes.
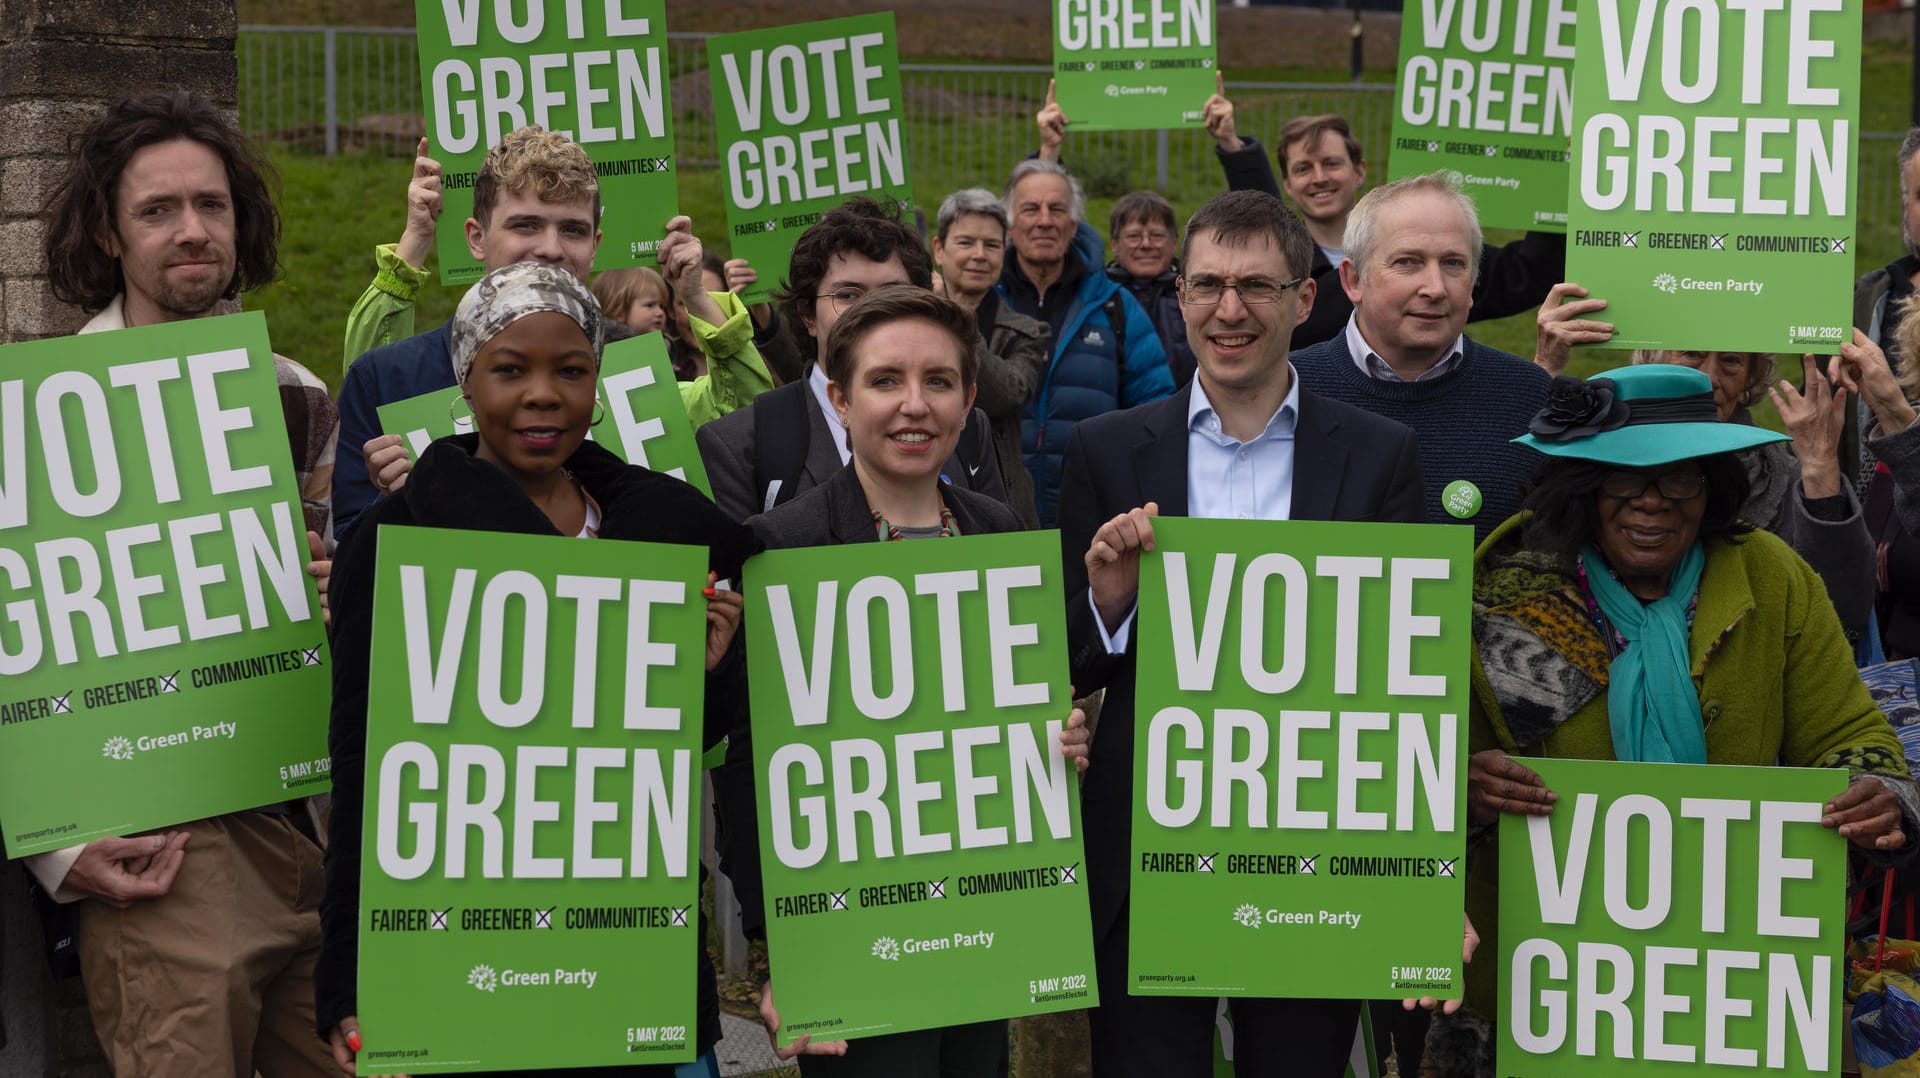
[341,245,772,429]
[1463,512,1910,1015]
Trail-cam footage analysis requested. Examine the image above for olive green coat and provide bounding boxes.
[1462,513,1910,1015]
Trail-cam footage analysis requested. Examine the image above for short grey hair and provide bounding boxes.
[1899,128,1920,254]
[936,187,1009,242]
[1901,128,1920,196]
[1003,159,1085,225]
[1344,173,1483,285]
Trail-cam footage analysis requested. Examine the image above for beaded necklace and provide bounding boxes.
[871,505,960,541]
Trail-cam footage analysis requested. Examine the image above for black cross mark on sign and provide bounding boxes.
[50,692,72,715]
[1196,853,1215,874]
[1060,863,1078,885]
[1709,235,1726,250]
[670,906,689,927]
[159,672,178,693]
[928,879,946,899]
[829,890,848,911]
[1438,859,1457,879]
[429,910,448,930]
[1831,237,1850,254]
[534,908,553,929]
[302,647,323,667]
[1299,855,1318,876]
[1621,233,1639,249]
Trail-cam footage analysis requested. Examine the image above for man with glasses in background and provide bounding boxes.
[697,196,1006,523]
[1056,187,1424,1076]
[1290,174,1553,543]
[1105,190,1197,389]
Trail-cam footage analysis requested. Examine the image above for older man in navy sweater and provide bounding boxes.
[1289,174,1552,543]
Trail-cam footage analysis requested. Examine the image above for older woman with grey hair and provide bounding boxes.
[317,261,761,1077]
[1626,348,1873,646]
[932,186,1051,526]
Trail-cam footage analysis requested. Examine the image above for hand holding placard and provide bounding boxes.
[1036,78,1069,163]
[703,570,743,672]
[757,981,848,1059]
[1201,71,1239,152]
[1823,775,1906,850]
[1767,357,1846,500]
[1086,501,1159,634]
[396,138,444,272]
[1831,330,1919,433]
[364,433,411,496]
[1467,748,1558,824]
[1403,914,1479,1015]
[1532,283,1613,376]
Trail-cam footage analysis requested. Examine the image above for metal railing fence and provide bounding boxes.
[237,26,1907,260]
[235,26,1392,201]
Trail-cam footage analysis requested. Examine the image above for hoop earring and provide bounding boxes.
[591,399,607,427]
[449,395,472,427]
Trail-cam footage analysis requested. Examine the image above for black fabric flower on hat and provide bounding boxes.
[1528,377,1629,441]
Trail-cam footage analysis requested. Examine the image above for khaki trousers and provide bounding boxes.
[77,812,335,1078]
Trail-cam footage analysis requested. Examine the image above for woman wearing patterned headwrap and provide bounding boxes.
[316,261,762,1076]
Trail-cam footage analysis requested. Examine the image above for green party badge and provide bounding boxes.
[1442,479,1482,520]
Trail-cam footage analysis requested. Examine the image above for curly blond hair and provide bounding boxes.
[1893,294,1920,404]
[472,126,600,229]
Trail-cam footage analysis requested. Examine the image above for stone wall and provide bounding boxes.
[0,0,239,345]
[0,6,238,1072]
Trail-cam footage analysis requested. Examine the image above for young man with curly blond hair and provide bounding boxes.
[332,125,604,538]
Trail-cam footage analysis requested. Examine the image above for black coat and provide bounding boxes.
[1058,383,1425,945]
[314,434,761,1036]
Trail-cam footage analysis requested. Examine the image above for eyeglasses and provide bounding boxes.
[1117,229,1172,247]
[817,286,871,314]
[1179,276,1307,307]
[1600,471,1708,500]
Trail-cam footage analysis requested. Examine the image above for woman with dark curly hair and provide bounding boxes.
[1430,363,1920,1076]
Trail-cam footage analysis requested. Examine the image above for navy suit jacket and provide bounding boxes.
[1057,379,1427,944]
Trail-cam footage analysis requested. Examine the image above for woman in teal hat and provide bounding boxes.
[1433,364,1920,1074]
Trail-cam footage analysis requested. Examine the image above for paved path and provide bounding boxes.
[715,1012,787,1076]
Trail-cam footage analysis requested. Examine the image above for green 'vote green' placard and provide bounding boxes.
[355,525,710,1073]
[374,334,710,498]
[1565,0,1861,352]
[0,312,331,858]
[707,15,915,306]
[1386,0,1574,231]
[1129,517,1472,999]
[743,532,1098,1046]
[1052,0,1218,132]
[415,0,679,284]
[1497,758,1846,1077]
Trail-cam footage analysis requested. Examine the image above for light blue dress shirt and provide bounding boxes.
[1093,371,1301,653]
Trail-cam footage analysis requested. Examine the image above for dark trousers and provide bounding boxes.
[1088,902,1359,1078]
[1371,999,1433,1074]
[797,1019,1009,1078]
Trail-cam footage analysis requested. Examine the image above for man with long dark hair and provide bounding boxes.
[35,88,338,1078]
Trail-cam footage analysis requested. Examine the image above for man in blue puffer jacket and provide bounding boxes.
[998,159,1174,527]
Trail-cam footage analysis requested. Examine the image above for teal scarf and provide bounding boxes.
[1579,543,1709,764]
